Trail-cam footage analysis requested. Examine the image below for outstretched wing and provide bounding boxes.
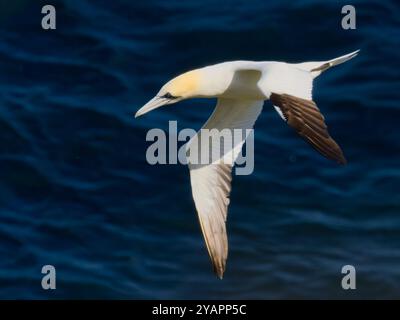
[186,98,263,278]
[270,92,346,164]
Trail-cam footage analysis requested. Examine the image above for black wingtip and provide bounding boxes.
[334,148,347,165]
[213,265,225,280]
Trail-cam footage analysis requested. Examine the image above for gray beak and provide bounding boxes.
[135,96,169,118]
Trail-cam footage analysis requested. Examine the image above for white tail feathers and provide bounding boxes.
[321,50,360,68]
[295,50,360,78]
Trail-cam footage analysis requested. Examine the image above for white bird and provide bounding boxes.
[135,50,359,278]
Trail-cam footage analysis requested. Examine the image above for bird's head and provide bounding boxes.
[135,68,214,118]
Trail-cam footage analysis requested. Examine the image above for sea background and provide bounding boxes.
[0,0,399,299]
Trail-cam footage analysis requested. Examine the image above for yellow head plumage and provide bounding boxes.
[135,69,204,118]
[161,70,200,99]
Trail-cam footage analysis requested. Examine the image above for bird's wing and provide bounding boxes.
[186,98,264,278]
[270,92,346,164]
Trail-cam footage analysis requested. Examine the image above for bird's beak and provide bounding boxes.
[135,96,169,118]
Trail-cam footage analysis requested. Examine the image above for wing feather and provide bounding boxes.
[187,98,263,278]
[270,93,346,164]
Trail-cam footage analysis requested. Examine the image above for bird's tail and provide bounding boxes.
[295,50,360,78]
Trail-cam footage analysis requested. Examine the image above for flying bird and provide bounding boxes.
[135,50,359,278]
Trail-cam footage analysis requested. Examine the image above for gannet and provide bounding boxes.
[135,50,359,278]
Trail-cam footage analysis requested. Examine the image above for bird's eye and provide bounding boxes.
[162,92,176,99]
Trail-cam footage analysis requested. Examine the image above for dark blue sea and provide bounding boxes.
[0,0,399,299]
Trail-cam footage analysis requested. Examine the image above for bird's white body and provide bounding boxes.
[198,60,312,100]
[136,50,359,278]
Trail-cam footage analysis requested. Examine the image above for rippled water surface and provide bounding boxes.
[0,0,399,299]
